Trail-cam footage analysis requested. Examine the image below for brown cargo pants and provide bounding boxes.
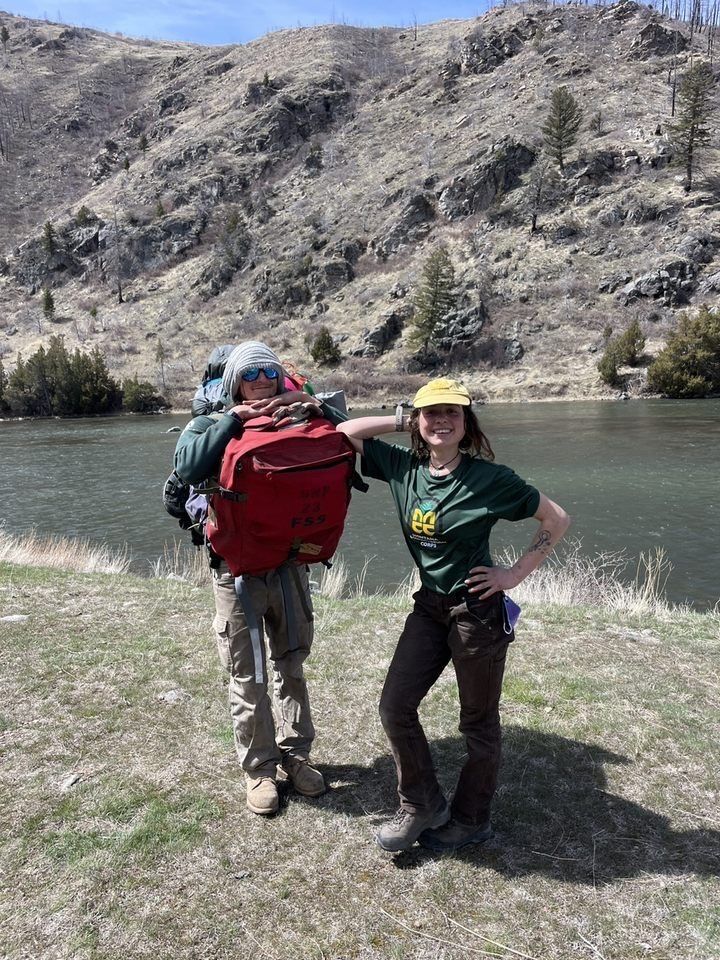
[379,586,511,826]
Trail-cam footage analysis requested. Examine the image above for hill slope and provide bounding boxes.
[0,2,718,404]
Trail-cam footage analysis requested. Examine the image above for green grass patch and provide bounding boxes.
[212,725,235,747]
[504,676,548,707]
[556,676,600,701]
[17,782,222,868]
[680,906,720,942]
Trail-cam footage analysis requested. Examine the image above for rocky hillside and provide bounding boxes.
[0,2,718,406]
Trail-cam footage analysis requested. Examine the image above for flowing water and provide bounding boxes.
[1,399,718,609]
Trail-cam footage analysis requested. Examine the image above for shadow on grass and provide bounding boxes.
[315,726,720,884]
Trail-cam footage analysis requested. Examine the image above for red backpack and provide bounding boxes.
[206,416,357,576]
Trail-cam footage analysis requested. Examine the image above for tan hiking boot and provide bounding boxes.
[246,776,279,815]
[280,756,326,797]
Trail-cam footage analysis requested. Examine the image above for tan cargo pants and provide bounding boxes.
[212,560,316,775]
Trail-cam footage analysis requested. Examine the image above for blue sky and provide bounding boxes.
[3,0,495,44]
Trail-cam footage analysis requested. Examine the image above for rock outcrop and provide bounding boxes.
[237,75,350,156]
[438,138,535,220]
[433,303,488,350]
[459,18,539,75]
[629,22,688,59]
[618,258,696,305]
[351,309,408,358]
[370,194,435,258]
[11,239,82,292]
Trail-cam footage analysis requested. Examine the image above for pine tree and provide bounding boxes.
[25,345,53,416]
[542,87,583,172]
[111,204,124,304]
[0,356,7,412]
[5,339,121,416]
[139,133,149,155]
[42,221,56,255]
[65,344,120,414]
[155,339,167,389]
[89,347,122,412]
[46,335,78,415]
[42,288,55,321]
[122,375,166,412]
[614,319,646,366]
[5,354,30,415]
[597,320,646,387]
[1,25,9,57]
[309,326,341,365]
[75,205,93,226]
[411,247,457,351]
[668,62,716,193]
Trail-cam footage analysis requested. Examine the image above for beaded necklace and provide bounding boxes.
[428,451,461,476]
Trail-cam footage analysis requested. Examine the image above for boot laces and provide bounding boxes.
[389,808,413,827]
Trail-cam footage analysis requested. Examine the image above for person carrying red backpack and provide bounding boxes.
[174,340,349,816]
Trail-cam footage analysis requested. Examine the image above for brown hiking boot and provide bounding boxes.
[419,818,493,852]
[246,776,279,816]
[279,756,326,797]
[375,798,449,852]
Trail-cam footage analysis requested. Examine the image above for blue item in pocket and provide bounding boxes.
[502,595,521,634]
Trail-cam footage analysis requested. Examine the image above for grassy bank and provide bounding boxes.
[1,553,719,960]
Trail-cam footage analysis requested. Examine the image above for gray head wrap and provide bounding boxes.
[222,341,285,401]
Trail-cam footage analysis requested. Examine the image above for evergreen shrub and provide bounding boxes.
[309,326,341,366]
[597,320,646,387]
[122,376,166,413]
[4,337,122,416]
[647,307,720,397]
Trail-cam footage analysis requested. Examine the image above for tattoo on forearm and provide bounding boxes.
[529,529,552,555]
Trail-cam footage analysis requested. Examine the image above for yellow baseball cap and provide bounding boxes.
[412,378,472,408]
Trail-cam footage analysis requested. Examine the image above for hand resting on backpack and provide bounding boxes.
[229,392,322,426]
[258,392,323,424]
[270,401,323,426]
[256,391,321,413]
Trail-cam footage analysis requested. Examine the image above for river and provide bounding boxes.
[0,399,718,609]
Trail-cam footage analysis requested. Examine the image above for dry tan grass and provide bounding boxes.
[0,526,691,619]
[0,526,130,576]
[503,541,689,619]
[317,556,421,602]
[148,539,212,586]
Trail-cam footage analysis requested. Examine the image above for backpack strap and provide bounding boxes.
[287,537,301,564]
[278,565,300,653]
[350,469,369,493]
[234,566,311,665]
[286,563,314,623]
[234,577,265,684]
[217,489,248,502]
[278,563,315,653]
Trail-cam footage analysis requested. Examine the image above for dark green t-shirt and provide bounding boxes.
[362,439,540,595]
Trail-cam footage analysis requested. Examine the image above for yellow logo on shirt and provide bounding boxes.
[411,508,437,536]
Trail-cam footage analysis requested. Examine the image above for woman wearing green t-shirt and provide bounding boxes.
[337,378,571,853]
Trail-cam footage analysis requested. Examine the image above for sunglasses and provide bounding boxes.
[241,366,280,382]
